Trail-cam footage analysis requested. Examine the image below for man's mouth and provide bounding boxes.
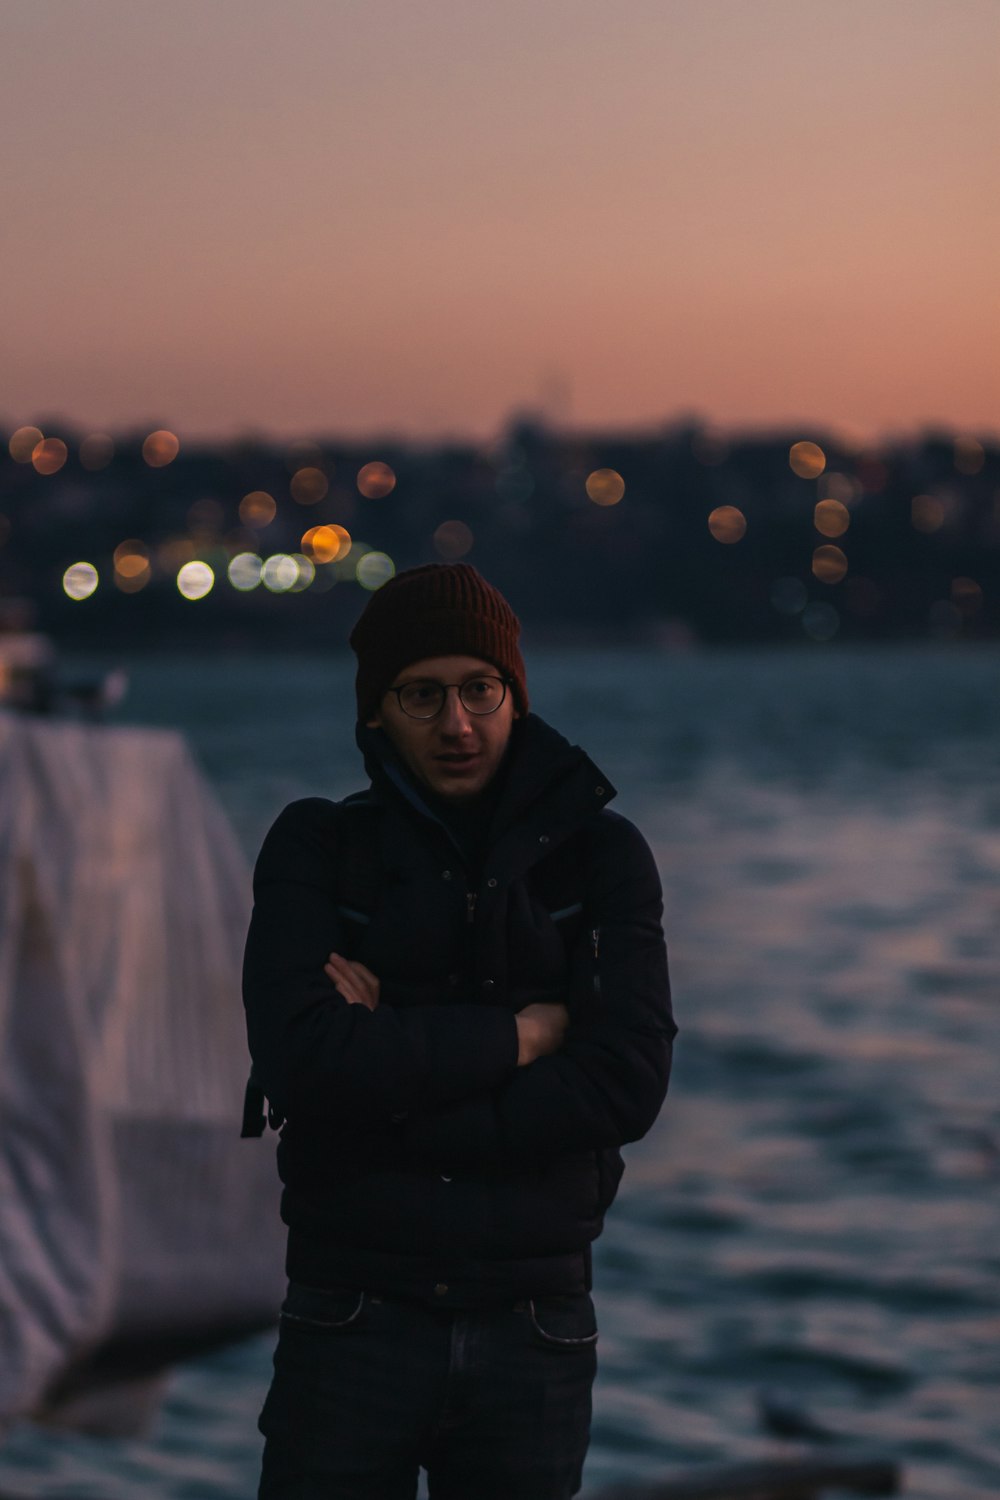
[435,752,479,768]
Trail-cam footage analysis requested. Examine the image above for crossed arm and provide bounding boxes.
[323,951,569,1067]
[244,799,674,1158]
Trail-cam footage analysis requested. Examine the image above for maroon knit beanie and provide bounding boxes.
[350,563,528,722]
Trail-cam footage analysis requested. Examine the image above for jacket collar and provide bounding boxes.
[355,713,615,851]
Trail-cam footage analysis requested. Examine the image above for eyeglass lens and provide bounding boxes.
[397,676,506,718]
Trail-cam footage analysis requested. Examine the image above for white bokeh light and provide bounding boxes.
[177,561,215,600]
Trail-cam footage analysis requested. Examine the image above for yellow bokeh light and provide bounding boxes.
[9,426,43,463]
[63,562,99,600]
[357,461,397,499]
[79,433,114,471]
[301,524,351,564]
[176,561,214,599]
[789,441,826,479]
[433,520,474,559]
[290,467,329,505]
[228,553,263,591]
[814,499,850,538]
[812,544,848,584]
[239,490,277,527]
[911,494,945,533]
[32,438,68,475]
[707,506,747,543]
[585,469,625,506]
[143,430,180,468]
[356,551,395,590]
[954,436,985,476]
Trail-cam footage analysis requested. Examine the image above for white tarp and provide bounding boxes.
[0,711,285,1433]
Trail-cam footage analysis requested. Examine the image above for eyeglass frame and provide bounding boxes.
[385,673,512,721]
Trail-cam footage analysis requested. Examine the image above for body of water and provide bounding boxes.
[1,647,997,1499]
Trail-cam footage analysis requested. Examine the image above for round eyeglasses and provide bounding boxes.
[388,674,510,720]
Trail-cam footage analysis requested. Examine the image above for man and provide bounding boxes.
[243,563,675,1499]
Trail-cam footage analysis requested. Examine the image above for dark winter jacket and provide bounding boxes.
[242,713,675,1306]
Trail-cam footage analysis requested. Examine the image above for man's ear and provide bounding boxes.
[366,714,382,728]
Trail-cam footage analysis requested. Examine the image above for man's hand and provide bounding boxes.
[515,1002,569,1066]
[325,952,380,1011]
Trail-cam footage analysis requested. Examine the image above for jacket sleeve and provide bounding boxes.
[242,799,518,1129]
[398,811,676,1165]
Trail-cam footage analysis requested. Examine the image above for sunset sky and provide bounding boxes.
[2,0,997,443]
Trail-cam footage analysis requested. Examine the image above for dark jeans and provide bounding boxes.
[258,1282,598,1500]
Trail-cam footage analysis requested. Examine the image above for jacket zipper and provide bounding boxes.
[466,890,478,925]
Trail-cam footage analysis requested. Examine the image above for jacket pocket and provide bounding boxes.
[528,1292,598,1348]
[279,1283,368,1332]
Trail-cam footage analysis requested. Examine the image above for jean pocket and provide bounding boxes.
[528,1292,599,1348]
[279,1283,368,1332]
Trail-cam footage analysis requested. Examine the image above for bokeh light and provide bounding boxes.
[62,562,99,600]
[262,553,300,592]
[143,429,180,468]
[301,524,351,563]
[114,540,151,594]
[31,437,68,475]
[789,441,826,479]
[289,554,316,592]
[814,499,850,538]
[9,426,43,463]
[954,436,985,476]
[356,551,395,590]
[176,561,214,599]
[228,553,263,591]
[707,505,746,543]
[585,469,625,506]
[802,601,840,641]
[357,461,396,499]
[911,494,946,533]
[239,490,277,527]
[79,433,114,471]
[433,520,474,559]
[812,544,848,584]
[290,467,329,505]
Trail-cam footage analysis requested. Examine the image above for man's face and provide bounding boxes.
[368,654,518,803]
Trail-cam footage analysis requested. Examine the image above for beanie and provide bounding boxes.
[350,563,528,722]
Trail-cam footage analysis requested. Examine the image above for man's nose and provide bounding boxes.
[438,686,473,733]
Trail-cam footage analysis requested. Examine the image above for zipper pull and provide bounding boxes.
[466,891,478,925]
[592,926,600,959]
